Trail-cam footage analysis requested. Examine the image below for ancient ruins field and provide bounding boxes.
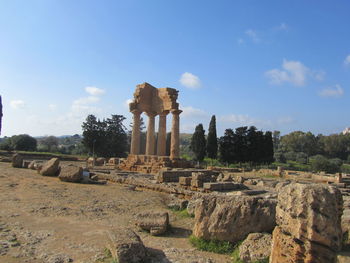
[0,161,231,263]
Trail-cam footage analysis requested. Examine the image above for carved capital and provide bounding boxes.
[145,111,157,118]
[171,109,182,115]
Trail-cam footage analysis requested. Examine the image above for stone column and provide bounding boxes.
[145,112,156,155]
[157,111,168,156]
[170,109,182,159]
[130,110,141,155]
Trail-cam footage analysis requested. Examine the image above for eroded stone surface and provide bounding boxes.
[58,165,83,183]
[12,154,23,168]
[107,228,146,263]
[135,211,169,236]
[239,233,271,263]
[270,183,343,263]
[40,158,60,176]
[193,195,276,243]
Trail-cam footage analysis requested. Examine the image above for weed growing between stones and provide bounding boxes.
[168,207,193,218]
[189,235,234,254]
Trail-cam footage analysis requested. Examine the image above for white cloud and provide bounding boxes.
[344,55,350,66]
[319,84,344,98]
[48,104,57,111]
[85,86,105,96]
[245,29,260,43]
[10,100,25,109]
[73,96,100,106]
[179,72,201,89]
[181,106,207,118]
[265,59,310,86]
[71,96,101,116]
[219,114,272,127]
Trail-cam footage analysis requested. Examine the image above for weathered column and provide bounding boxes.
[157,111,168,156]
[130,110,141,155]
[145,112,156,155]
[170,109,182,159]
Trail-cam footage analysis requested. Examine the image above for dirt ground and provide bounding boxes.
[0,161,231,263]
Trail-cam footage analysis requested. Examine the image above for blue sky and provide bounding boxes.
[1,0,350,137]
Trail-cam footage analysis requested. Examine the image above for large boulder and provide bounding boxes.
[58,165,83,183]
[239,233,271,263]
[107,228,147,263]
[135,211,169,236]
[270,183,343,263]
[40,158,60,176]
[192,195,276,243]
[12,153,23,168]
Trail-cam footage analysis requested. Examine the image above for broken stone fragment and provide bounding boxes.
[11,153,23,168]
[40,158,60,176]
[58,165,83,183]
[135,211,169,236]
[107,228,147,263]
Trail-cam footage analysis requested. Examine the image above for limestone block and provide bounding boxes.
[270,183,343,263]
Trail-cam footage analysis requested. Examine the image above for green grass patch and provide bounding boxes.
[231,244,244,263]
[168,207,193,218]
[189,235,234,254]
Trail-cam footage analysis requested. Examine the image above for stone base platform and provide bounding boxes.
[118,154,192,174]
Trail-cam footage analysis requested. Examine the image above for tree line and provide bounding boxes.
[190,115,274,165]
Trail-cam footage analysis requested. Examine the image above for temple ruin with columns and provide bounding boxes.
[119,82,191,174]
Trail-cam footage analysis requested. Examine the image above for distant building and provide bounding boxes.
[343,127,350,135]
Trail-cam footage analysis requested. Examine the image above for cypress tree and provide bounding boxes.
[190,124,206,162]
[206,115,218,159]
[219,128,235,164]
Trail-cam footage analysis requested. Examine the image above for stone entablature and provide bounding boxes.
[129,82,182,159]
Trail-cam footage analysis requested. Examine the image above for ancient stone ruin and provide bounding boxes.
[119,82,191,173]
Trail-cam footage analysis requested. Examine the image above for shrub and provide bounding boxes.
[309,155,341,173]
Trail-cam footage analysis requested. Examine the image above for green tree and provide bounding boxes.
[39,136,59,152]
[309,155,342,173]
[262,131,274,164]
[82,115,100,155]
[218,129,235,164]
[10,134,37,151]
[190,124,206,162]
[206,115,218,159]
[279,131,319,156]
[82,114,128,158]
[104,114,128,157]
